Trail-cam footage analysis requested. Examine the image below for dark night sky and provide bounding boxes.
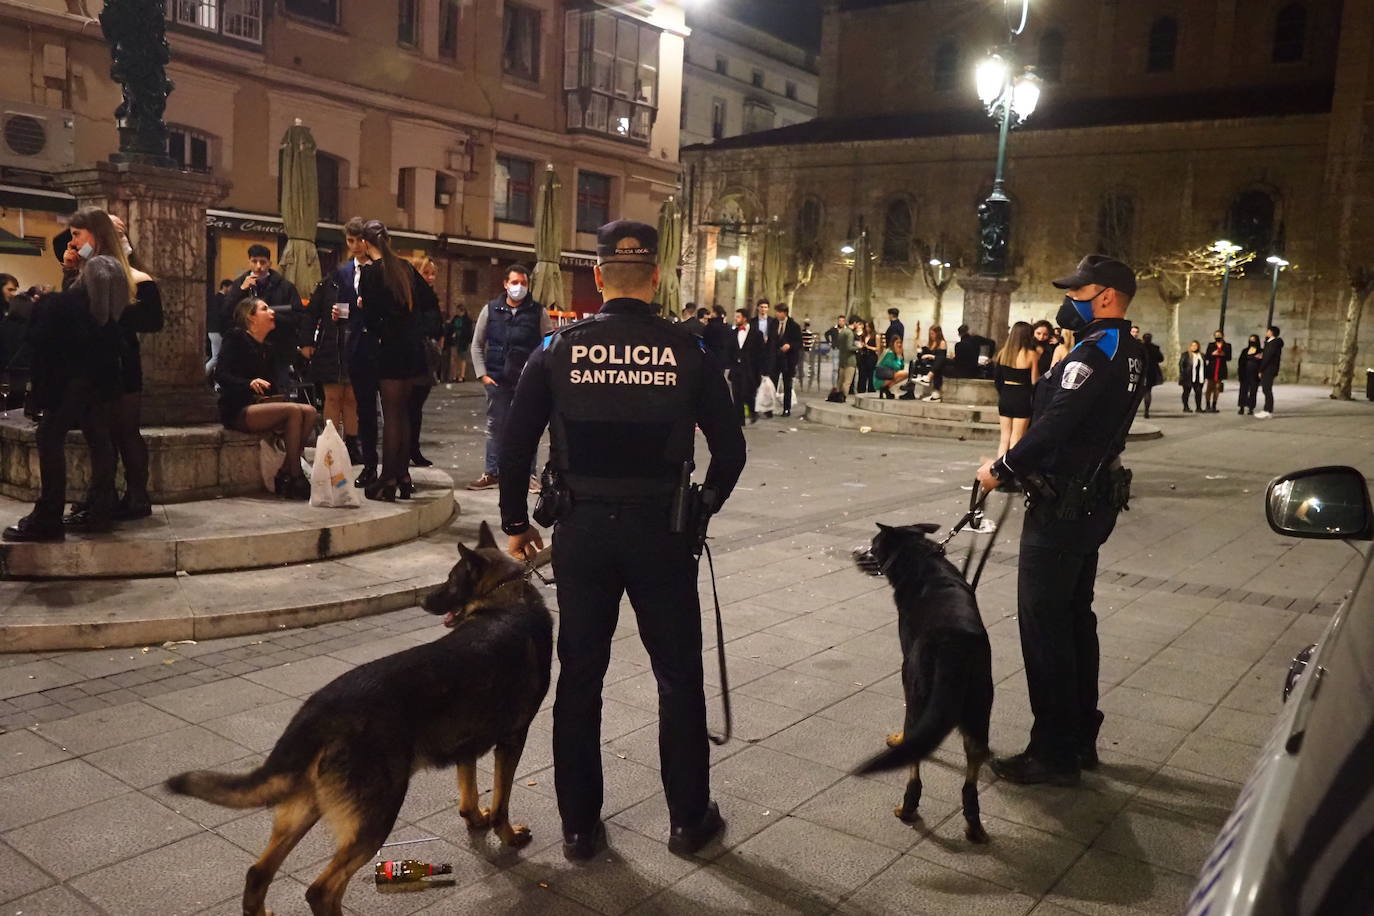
[707,0,825,52]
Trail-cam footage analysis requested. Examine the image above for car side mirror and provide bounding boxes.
[1266,466,1373,540]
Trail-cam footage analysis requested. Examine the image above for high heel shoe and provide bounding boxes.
[274,469,292,497]
[364,477,398,502]
[398,476,415,500]
[409,452,433,468]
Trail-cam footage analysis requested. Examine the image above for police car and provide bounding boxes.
[1188,465,1374,916]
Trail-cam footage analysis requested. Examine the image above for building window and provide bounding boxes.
[711,98,726,139]
[1146,17,1178,72]
[563,9,660,143]
[283,0,337,25]
[396,167,413,210]
[933,41,959,92]
[1272,3,1307,63]
[785,80,798,100]
[1038,29,1064,83]
[715,55,728,75]
[166,126,212,172]
[495,154,534,224]
[311,152,341,222]
[166,0,264,44]
[503,3,541,81]
[751,68,764,88]
[881,199,913,264]
[743,100,775,134]
[577,172,612,233]
[435,172,457,210]
[1228,190,1277,255]
[439,0,459,58]
[1096,192,1136,260]
[398,0,418,47]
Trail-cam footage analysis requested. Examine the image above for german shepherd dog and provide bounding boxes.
[851,522,995,843]
[166,522,553,916]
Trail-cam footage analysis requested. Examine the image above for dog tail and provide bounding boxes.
[852,644,971,775]
[165,765,298,809]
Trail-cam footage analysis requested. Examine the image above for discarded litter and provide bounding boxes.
[161,640,197,648]
[858,426,872,433]
[1205,475,1228,480]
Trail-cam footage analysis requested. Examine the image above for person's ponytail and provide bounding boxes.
[362,220,413,311]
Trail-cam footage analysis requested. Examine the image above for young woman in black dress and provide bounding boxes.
[357,220,436,500]
[993,320,1040,458]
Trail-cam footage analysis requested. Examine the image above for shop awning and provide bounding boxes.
[205,209,440,252]
[439,235,597,269]
[0,228,41,256]
[0,184,76,214]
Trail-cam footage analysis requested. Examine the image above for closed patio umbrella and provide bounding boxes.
[278,119,320,299]
[853,228,874,323]
[760,217,787,306]
[656,196,682,316]
[532,164,562,310]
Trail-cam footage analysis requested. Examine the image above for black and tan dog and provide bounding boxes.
[852,522,995,843]
[166,522,553,916]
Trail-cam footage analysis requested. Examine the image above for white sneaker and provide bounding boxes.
[924,392,942,401]
[916,374,931,386]
[1253,410,1272,419]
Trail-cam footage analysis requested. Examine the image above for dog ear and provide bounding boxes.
[915,522,941,535]
[476,521,498,550]
[875,522,893,532]
[456,541,483,566]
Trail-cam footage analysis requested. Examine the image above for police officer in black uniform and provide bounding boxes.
[976,254,1144,786]
[498,220,747,860]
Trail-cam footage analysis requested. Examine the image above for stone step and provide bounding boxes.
[0,468,456,579]
[802,397,1163,442]
[852,392,1000,423]
[0,512,480,653]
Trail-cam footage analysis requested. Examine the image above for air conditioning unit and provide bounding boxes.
[0,103,76,171]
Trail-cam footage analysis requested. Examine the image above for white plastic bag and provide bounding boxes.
[754,376,779,414]
[310,420,362,508]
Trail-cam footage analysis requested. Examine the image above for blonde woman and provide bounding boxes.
[993,320,1040,457]
[1051,327,1075,368]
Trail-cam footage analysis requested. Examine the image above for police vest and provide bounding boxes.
[484,297,543,384]
[543,306,702,495]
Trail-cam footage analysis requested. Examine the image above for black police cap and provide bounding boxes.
[1052,254,1137,299]
[597,220,658,265]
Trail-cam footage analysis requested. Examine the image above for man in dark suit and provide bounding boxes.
[1255,324,1284,418]
[771,302,804,416]
[752,298,778,381]
[334,217,380,483]
[729,306,764,425]
[950,323,994,378]
[701,304,732,369]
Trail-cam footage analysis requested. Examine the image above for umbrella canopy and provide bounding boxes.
[760,218,787,306]
[852,228,874,323]
[532,164,562,309]
[656,196,682,316]
[277,120,320,299]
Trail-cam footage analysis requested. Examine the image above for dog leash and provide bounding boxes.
[704,541,732,746]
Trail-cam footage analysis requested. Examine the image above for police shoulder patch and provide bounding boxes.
[1061,361,1094,390]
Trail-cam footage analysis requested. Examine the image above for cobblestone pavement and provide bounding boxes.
[0,383,1369,915]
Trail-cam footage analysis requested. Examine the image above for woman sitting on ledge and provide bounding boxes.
[216,298,317,500]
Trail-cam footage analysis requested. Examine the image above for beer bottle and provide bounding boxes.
[374,860,453,885]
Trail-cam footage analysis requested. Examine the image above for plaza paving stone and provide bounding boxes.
[0,383,1369,913]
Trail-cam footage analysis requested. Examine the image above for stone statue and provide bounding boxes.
[100,0,175,166]
[977,196,1010,277]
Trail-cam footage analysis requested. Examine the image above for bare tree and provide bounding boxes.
[915,238,959,329]
[785,199,823,311]
[1137,246,1255,379]
[1331,265,1374,399]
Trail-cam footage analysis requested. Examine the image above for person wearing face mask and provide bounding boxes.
[222,244,303,374]
[467,263,551,491]
[497,219,746,862]
[1203,330,1232,413]
[1236,333,1264,416]
[1179,340,1205,413]
[975,254,1145,787]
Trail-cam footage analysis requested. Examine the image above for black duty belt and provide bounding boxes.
[564,473,676,503]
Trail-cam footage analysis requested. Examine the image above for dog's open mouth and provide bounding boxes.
[442,611,458,627]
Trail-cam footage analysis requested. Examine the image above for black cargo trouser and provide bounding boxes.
[551,499,709,834]
[1016,498,1120,770]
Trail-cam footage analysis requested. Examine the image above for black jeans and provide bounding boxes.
[551,500,709,833]
[1261,374,1276,412]
[350,354,379,468]
[1016,499,1119,769]
[35,377,117,522]
[770,358,797,412]
[1238,374,1259,410]
[1182,382,1202,410]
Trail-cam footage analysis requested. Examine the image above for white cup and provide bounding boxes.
[334,301,350,320]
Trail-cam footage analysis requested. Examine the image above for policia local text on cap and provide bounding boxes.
[496,219,746,861]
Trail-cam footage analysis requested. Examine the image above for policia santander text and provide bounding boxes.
[977,254,1145,788]
[498,220,747,861]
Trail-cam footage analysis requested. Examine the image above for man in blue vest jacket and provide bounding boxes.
[467,263,553,490]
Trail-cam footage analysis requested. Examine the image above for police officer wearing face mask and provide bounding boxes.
[975,254,1145,787]
[498,220,746,861]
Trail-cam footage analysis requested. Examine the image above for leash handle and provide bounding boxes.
[938,480,991,550]
[704,542,732,746]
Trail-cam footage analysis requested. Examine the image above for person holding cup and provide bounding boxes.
[301,237,362,466]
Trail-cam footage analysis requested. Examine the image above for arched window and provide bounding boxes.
[1038,29,1064,83]
[794,197,823,266]
[1096,192,1136,260]
[933,41,959,92]
[1146,17,1178,73]
[1228,190,1277,256]
[882,198,913,264]
[315,152,342,222]
[1273,3,1307,63]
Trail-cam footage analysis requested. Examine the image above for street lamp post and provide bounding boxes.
[1265,255,1289,331]
[1211,240,1242,336]
[840,243,856,316]
[974,53,1040,277]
